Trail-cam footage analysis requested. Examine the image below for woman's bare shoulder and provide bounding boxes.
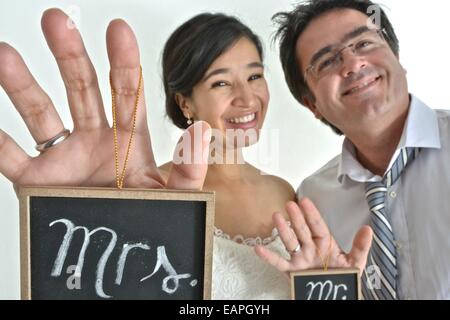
[250,167,296,202]
[265,175,295,197]
[247,164,295,200]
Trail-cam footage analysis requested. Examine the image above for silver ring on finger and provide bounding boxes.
[289,243,301,255]
[35,129,71,152]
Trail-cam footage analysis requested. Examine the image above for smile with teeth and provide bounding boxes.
[345,76,381,95]
[227,113,256,124]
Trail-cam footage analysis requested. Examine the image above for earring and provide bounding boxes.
[187,118,193,125]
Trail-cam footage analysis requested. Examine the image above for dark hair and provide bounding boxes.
[163,13,264,129]
[273,0,399,135]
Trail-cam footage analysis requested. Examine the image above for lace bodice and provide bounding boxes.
[212,227,291,300]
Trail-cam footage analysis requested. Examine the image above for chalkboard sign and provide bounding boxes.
[18,187,215,300]
[291,269,361,300]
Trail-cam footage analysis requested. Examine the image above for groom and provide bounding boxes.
[256,0,450,300]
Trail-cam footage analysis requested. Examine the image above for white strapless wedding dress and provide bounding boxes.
[212,227,291,300]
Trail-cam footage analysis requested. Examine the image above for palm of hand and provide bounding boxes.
[255,198,373,275]
[14,129,162,189]
[1,9,209,193]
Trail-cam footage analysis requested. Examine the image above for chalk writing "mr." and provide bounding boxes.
[49,218,195,299]
[306,281,348,300]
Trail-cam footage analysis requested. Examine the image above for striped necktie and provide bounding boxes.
[362,147,420,300]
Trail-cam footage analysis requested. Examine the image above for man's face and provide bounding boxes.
[296,9,408,134]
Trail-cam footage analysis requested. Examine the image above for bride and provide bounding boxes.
[158,13,296,299]
[0,8,295,300]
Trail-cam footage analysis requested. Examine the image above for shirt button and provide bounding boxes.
[390,191,397,198]
[395,241,403,250]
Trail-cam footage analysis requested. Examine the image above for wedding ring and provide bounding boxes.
[35,129,71,152]
[290,243,301,255]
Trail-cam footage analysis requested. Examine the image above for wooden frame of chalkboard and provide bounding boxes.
[290,269,361,300]
[19,186,215,300]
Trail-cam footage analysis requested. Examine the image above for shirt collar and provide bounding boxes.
[337,94,441,184]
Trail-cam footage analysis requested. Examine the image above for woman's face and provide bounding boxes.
[183,37,269,149]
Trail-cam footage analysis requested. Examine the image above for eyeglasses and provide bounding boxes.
[304,29,389,80]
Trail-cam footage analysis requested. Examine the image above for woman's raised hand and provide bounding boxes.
[0,8,210,192]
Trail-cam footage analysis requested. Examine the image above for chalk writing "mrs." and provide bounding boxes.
[49,218,195,298]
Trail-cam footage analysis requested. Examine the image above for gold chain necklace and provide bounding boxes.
[109,66,142,189]
[317,234,333,271]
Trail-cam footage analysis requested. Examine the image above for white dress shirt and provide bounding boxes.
[298,95,450,300]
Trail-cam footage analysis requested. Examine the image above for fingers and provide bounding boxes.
[272,211,299,254]
[254,245,291,273]
[166,121,211,190]
[299,197,331,241]
[286,201,314,250]
[41,8,108,130]
[106,19,148,134]
[0,42,65,144]
[0,129,31,182]
[348,225,373,273]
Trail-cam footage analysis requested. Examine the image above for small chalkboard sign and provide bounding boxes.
[291,269,361,300]
[19,186,214,300]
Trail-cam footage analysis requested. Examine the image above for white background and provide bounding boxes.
[0,0,449,299]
